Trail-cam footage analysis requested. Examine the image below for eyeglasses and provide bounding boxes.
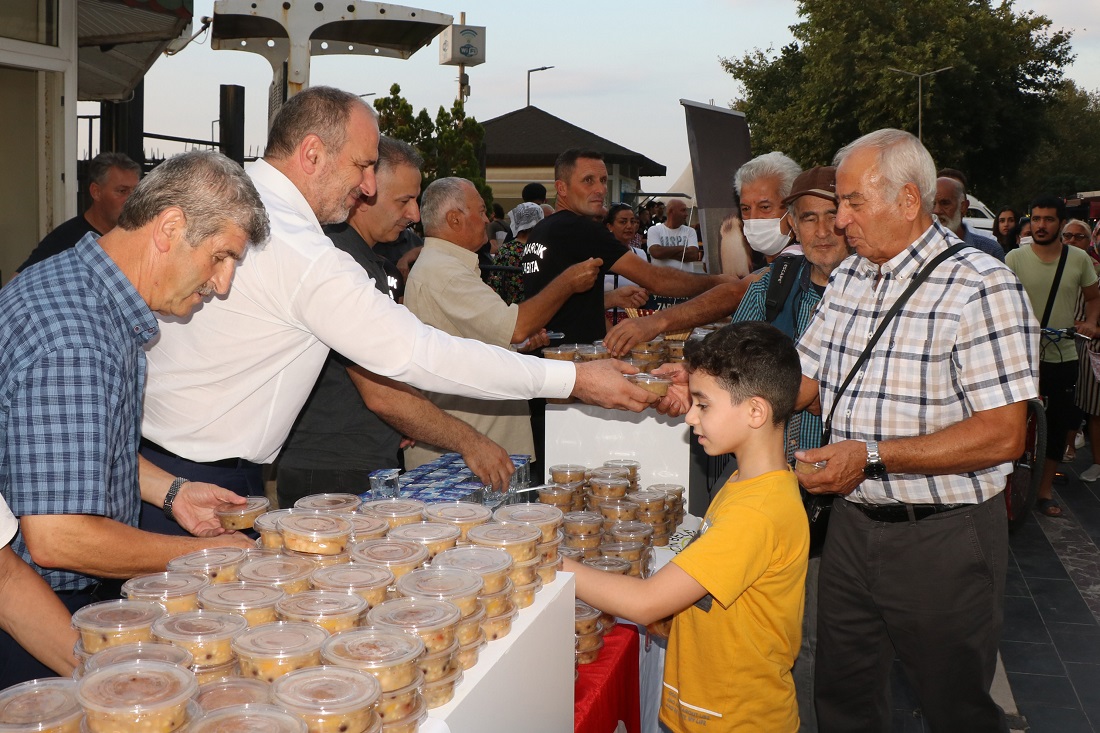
[1062,232,1090,242]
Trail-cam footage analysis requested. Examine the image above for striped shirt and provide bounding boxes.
[0,234,156,591]
[796,222,1039,505]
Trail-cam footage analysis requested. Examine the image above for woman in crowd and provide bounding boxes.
[996,207,1018,252]
[1015,216,1032,247]
[603,203,651,325]
[1066,218,1100,480]
[486,202,543,306]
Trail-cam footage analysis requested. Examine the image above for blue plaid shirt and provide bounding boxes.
[0,234,157,590]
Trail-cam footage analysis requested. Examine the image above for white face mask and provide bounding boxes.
[1019,236,1034,246]
[743,217,790,256]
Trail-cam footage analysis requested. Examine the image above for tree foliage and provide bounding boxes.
[722,0,1079,204]
[373,84,492,205]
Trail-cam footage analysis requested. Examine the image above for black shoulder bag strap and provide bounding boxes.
[1038,245,1069,329]
[764,255,805,323]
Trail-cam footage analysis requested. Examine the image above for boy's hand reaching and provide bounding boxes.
[651,362,691,417]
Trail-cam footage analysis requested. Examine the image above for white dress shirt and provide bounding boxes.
[142,160,575,464]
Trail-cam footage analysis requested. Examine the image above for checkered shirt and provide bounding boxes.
[0,234,157,591]
[796,222,1039,505]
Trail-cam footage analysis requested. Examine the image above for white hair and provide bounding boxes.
[733,152,802,199]
[421,177,471,235]
[834,129,937,213]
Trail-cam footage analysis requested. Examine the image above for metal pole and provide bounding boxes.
[917,75,923,142]
[526,70,531,107]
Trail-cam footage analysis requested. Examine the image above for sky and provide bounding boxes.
[89,0,1100,194]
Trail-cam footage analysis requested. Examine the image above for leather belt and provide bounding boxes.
[140,438,252,469]
[851,501,969,523]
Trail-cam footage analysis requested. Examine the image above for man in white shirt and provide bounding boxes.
[141,87,655,511]
[647,198,703,274]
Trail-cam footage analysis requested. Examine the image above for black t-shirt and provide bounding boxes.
[521,210,628,344]
[17,214,100,273]
[279,224,402,471]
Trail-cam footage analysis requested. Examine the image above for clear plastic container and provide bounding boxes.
[385,522,461,559]
[309,564,394,607]
[277,513,353,556]
[379,696,425,733]
[637,508,668,525]
[420,502,491,541]
[599,541,646,562]
[587,466,630,483]
[191,660,239,686]
[492,503,563,543]
[476,579,513,618]
[366,599,460,654]
[254,509,296,549]
[71,600,165,654]
[563,531,602,550]
[597,498,640,523]
[215,497,271,531]
[276,591,367,634]
[559,545,584,561]
[198,582,285,627]
[320,629,425,694]
[151,610,248,666]
[166,548,248,585]
[348,539,428,580]
[358,499,427,530]
[394,568,483,618]
[281,549,351,568]
[237,556,316,595]
[626,373,671,396]
[574,600,601,635]
[575,345,610,362]
[480,601,518,642]
[231,622,329,683]
[341,513,389,543]
[576,636,605,665]
[588,478,630,499]
[510,578,541,609]
[420,665,462,709]
[547,464,586,483]
[0,677,82,733]
[431,546,513,594]
[576,629,603,653]
[293,494,363,513]
[604,460,641,479]
[649,483,685,501]
[272,666,381,733]
[455,632,486,671]
[416,638,457,683]
[76,660,198,733]
[534,485,572,508]
[466,523,540,562]
[505,555,539,587]
[627,489,669,512]
[583,556,631,575]
[375,671,422,723]
[536,558,559,585]
[454,605,485,646]
[122,572,210,615]
[186,703,307,733]
[195,678,272,713]
[81,642,194,680]
[609,521,654,545]
[536,530,563,564]
[540,346,577,362]
[561,511,602,535]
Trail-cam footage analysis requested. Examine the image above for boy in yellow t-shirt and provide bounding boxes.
[565,321,810,732]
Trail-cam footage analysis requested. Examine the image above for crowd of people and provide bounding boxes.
[0,81,1093,733]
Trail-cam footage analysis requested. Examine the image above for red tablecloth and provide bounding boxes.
[574,622,641,733]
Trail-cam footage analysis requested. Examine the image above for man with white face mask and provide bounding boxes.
[735,152,803,260]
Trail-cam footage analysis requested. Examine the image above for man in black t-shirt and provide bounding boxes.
[522,149,728,344]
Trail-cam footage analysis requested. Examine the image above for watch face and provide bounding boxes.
[864,462,887,480]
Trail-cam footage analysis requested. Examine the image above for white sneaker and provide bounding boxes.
[1076,431,1087,449]
[1080,463,1100,482]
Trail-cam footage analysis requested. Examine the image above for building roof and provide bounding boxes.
[481,106,665,177]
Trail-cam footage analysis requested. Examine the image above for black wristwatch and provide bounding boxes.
[163,477,187,520]
[864,441,887,480]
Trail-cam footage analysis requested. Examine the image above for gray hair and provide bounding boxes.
[117,151,269,248]
[264,86,372,159]
[733,152,802,199]
[421,177,472,235]
[88,151,141,187]
[1064,218,1091,236]
[377,136,424,175]
[834,129,937,213]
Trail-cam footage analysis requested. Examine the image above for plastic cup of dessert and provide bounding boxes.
[191,659,240,685]
[510,578,542,609]
[416,638,458,683]
[454,604,486,646]
[0,677,82,733]
[366,598,461,654]
[609,521,654,545]
[795,459,828,474]
[420,665,463,709]
[534,485,573,508]
[394,567,483,618]
[599,540,646,562]
[122,572,210,616]
[536,529,564,564]
[293,493,363,513]
[541,346,577,362]
[186,703,307,733]
[480,600,518,642]
[576,629,603,653]
[626,489,669,513]
[597,498,640,524]
[166,547,248,584]
[536,558,560,585]
[574,600,601,635]
[562,511,603,535]
[476,578,514,618]
[492,503,563,543]
[563,531,602,551]
[348,539,428,580]
[71,599,166,654]
[198,582,286,627]
[310,564,394,607]
[576,637,605,665]
[649,483,685,500]
[231,622,329,684]
[237,556,316,595]
[465,523,541,562]
[281,548,351,568]
[455,631,486,671]
[548,464,587,484]
[625,373,671,396]
[386,522,461,559]
[151,610,248,667]
[76,660,197,733]
[320,628,425,694]
[505,555,540,587]
[421,502,492,541]
[272,665,381,733]
[379,695,426,733]
[79,641,194,681]
[431,546,513,594]
[195,677,272,713]
[276,591,368,634]
[588,478,630,500]
[339,513,390,542]
[583,556,631,575]
[559,545,585,561]
[254,509,297,550]
[665,340,686,358]
[358,499,428,530]
[374,670,423,723]
[277,513,353,556]
[215,496,271,531]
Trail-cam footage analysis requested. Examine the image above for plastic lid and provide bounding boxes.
[214,496,271,518]
[587,467,629,480]
[152,610,249,644]
[466,523,541,547]
[604,459,641,470]
[563,510,603,524]
[626,373,671,386]
[547,464,586,475]
[432,546,513,576]
[83,642,194,675]
[493,503,563,526]
[349,539,428,568]
[71,599,165,635]
[340,513,390,541]
[282,549,350,567]
[582,557,631,574]
[123,571,211,602]
[366,598,461,634]
[187,703,306,733]
[647,483,685,495]
[575,600,601,622]
[253,509,296,534]
[537,529,564,547]
[167,547,248,574]
[294,494,363,513]
[272,666,381,716]
[386,522,462,546]
[320,629,425,670]
[422,502,492,525]
[627,489,669,504]
[277,513,353,540]
[0,678,82,731]
[611,521,654,538]
[237,556,316,586]
[196,678,272,712]
[199,582,286,612]
[395,567,483,601]
[276,591,367,622]
[76,660,198,716]
[588,477,630,489]
[359,499,426,519]
[231,622,329,660]
[310,564,394,593]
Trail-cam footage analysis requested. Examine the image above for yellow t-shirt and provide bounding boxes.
[660,469,809,732]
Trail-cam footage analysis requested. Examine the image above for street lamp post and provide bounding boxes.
[886,65,953,142]
[527,66,554,107]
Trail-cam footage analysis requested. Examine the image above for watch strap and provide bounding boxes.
[163,477,187,520]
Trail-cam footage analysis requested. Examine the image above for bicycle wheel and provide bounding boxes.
[1007,398,1047,533]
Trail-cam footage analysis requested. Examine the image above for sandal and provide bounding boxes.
[1037,498,1063,518]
